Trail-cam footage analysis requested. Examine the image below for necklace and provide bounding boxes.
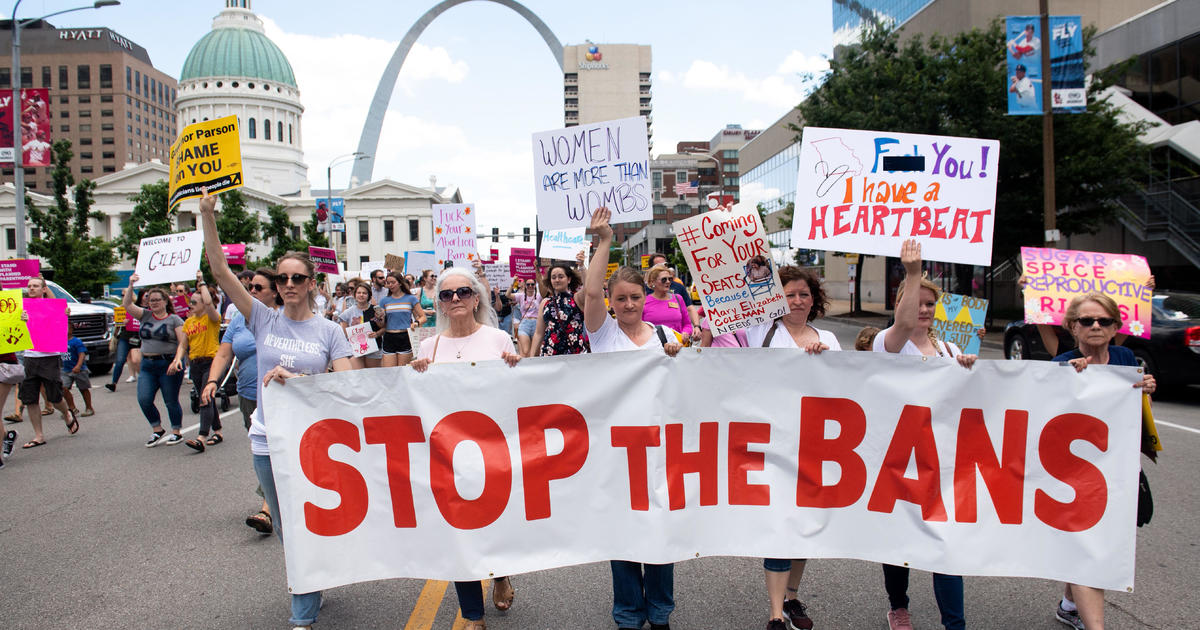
[444,324,479,359]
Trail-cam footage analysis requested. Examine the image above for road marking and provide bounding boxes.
[403,579,449,630]
[449,579,490,629]
[178,410,238,435]
[1156,420,1200,436]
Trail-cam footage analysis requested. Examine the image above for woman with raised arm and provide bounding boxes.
[105,287,143,392]
[583,207,682,630]
[417,270,438,329]
[122,276,187,448]
[528,261,588,357]
[199,192,354,630]
[513,275,542,356]
[409,267,521,630]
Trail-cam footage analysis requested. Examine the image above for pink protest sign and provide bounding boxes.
[24,298,68,353]
[1020,247,1152,338]
[309,246,339,274]
[510,252,537,280]
[172,295,190,319]
[0,259,41,289]
[222,243,246,266]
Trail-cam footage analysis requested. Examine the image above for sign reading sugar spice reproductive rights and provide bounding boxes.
[1020,247,1152,338]
[168,115,243,209]
[532,116,651,231]
[133,230,204,287]
[931,293,988,355]
[792,127,999,266]
[431,203,478,267]
[674,204,788,336]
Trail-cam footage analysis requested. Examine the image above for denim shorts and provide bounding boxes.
[518,317,537,337]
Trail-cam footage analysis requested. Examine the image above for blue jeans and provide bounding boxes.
[882,564,964,630]
[111,336,132,384]
[611,561,674,628]
[254,454,323,626]
[454,580,485,621]
[136,356,184,430]
[499,313,514,336]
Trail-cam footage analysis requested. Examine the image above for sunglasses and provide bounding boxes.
[438,287,475,302]
[1077,317,1117,327]
[274,273,311,286]
[658,277,672,283]
[250,283,269,292]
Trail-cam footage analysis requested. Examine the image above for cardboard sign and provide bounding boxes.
[431,203,478,267]
[404,252,438,276]
[792,127,999,266]
[24,298,67,353]
[0,289,33,353]
[171,295,190,320]
[0,259,41,289]
[384,254,405,273]
[221,243,246,266]
[532,116,652,230]
[539,228,588,261]
[133,231,204,287]
[168,115,243,208]
[932,293,988,355]
[482,262,513,291]
[673,205,789,335]
[0,88,52,165]
[510,251,538,280]
[1020,247,1152,338]
[308,246,339,274]
[344,322,378,358]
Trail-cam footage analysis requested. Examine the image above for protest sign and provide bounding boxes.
[384,254,405,273]
[532,116,652,230]
[171,295,190,319]
[168,115,243,208]
[316,197,345,233]
[133,231,204,287]
[431,204,478,267]
[344,322,378,358]
[510,249,537,280]
[482,262,512,291]
[932,293,988,355]
[605,263,618,280]
[404,252,438,276]
[0,259,40,289]
[1020,247,1152,338]
[792,127,999,266]
[308,246,339,274]
[221,243,246,266]
[112,306,127,325]
[0,290,32,353]
[673,205,788,335]
[539,228,588,261]
[265,349,1140,594]
[489,248,500,262]
[24,298,67,353]
[641,255,651,269]
[0,88,51,165]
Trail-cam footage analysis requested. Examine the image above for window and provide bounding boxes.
[290,225,301,240]
[359,219,369,242]
[722,150,738,159]
[359,256,369,266]
[722,163,738,172]
[20,67,31,87]
[79,110,91,118]
[653,204,667,216]
[652,171,663,189]
[102,152,114,159]
[78,95,92,104]
[80,124,92,132]
[59,65,68,89]
[41,66,50,87]
[0,68,9,89]
[264,119,271,140]
[59,96,68,104]
[676,170,687,182]
[80,138,92,145]
[102,137,114,145]
[5,229,14,251]
[277,121,283,142]
[101,110,113,117]
[59,111,69,118]
[99,64,112,89]
[80,152,93,159]
[101,123,113,131]
[288,124,293,144]
[674,203,690,216]
[126,66,131,89]
[100,95,113,103]
[723,177,738,187]
[77,65,91,89]
[408,219,419,241]
[653,191,661,202]
[60,125,69,133]
[81,166,93,174]
[384,219,394,241]
[134,70,140,94]
[103,165,116,173]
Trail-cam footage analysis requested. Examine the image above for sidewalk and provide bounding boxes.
[822,298,1008,351]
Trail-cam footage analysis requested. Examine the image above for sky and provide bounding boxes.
[28,0,833,234]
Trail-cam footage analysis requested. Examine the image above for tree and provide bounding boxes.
[114,180,172,260]
[216,189,260,245]
[262,203,300,263]
[25,140,117,294]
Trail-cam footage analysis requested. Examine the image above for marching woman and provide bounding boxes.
[122,276,187,447]
[642,265,693,339]
[338,282,384,368]
[379,272,426,367]
[528,261,589,356]
[105,288,143,392]
[874,239,974,630]
[183,272,224,452]
[513,276,541,356]
[199,191,354,630]
[410,266,522,630]
[1051,292,1155,630]
[417,270,438,329]
[583,207,682,630]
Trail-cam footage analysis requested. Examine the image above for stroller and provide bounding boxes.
[190,357,238,414]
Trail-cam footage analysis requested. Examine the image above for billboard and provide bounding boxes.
[317,197,345,233]
[1006,16,1085,115]
[0,88,52,166]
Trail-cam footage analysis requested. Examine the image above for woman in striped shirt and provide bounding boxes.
[379,272,426,367]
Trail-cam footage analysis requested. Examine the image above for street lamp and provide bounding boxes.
[685,150,723,206]
[10,0,120,258]
[325,152,369,264]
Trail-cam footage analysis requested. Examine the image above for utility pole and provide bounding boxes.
[1040,0,1058,246]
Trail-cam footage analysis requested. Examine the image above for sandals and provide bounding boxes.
[185,438,206,452]
[205,433,223,446]
[492,576,514,612]
[245,510,273,534]
[65,411,80,435]
[4,413,22,423]
[22,439,46,449]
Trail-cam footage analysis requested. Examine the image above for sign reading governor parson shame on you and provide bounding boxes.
[532,116,651,231]
[169,115,244,209]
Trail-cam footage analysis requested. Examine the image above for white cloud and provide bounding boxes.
[777,50,829,76]
[657,69,676,82]
[739,180,783,209]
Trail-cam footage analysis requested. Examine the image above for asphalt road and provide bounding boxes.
[1,323,1196,630]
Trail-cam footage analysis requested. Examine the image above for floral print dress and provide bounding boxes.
[540,291,590,355]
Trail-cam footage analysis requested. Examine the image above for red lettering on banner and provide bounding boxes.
[833,204,852,236]
[953,409,1028,524]
[868,405,947,521]
[429,411,512,530]
[910,206,932,236]
[1034,413,1109,532]
[728,422,771,506]
[889,207,911,236]
[612,426,661,511]
[363,415,426,528]
[809,206,828,239]
[871,205,889,235]
[796,397,867,508]
[665,422,719,510]
[931,206,950,239]
[299,418,369,537]
[518,404,590,521]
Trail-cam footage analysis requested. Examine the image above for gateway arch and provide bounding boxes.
[351,0,562,186]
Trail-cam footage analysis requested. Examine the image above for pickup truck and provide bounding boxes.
[43,280,115,375]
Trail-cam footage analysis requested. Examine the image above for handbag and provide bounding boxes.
[0,362,26,385]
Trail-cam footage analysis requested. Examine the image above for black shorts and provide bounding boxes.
[381,330,412,355]
[19,355,64,405]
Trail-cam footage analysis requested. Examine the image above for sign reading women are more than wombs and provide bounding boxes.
[1020,247,1152,338]
[133,231,204,287]
[532,116,652,231]
[168,115,244,209]
[793,127,999,266]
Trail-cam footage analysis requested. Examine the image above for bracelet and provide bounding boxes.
[207,380,219,385]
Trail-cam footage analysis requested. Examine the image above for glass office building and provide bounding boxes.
[833,0,936,48]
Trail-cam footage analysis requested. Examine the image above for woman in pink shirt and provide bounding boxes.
[513,278,541,356]
[642,265,693,337]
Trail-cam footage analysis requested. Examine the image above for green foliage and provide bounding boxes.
[608,245,625,266]
[216,189,260,245]
[263,204,301,263]
[114,180,172,260]
[303,209,328,248]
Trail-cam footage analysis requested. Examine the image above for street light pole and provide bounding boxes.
[10,0,119,259]
[325,151,368,268]
[685,150,722,205]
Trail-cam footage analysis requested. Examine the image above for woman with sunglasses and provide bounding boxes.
[199,192,354,630]
[338,282,385,368]
[643,264,694,340]
[122,277,188,447]
[528,262,588,357]
[1049,292,1154,630]
[181,272,224,452]
[410,267,521,630]
[583,208,683,630]
[513,276,542,355]
[417,270,438,329]
[379,272,426,367]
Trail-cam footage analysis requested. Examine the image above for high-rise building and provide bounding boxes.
[833,0,936,49]
[562,42,652,149]
[0,20,179,192]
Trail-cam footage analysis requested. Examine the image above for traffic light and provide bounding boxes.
[523,227,530,242]
[492,227,499,243]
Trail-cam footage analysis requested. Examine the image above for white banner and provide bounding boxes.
[532,116,651,231]
[792,127,1000,265]
[265,350,1140,594]
[431,204,478,267]
[539,228,588,261]
[133,230,204,287]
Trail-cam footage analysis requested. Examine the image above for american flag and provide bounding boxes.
[673,180,698,195]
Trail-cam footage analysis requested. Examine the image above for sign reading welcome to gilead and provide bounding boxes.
[793,127,999,266]
[532,116,651,231]
[133,231,204,287]
[168,115,244,209]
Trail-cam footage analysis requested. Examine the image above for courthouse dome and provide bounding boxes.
[181,27,296,87]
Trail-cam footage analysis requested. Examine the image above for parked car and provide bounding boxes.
[1004,292,1200,388]
[43,280,116,375]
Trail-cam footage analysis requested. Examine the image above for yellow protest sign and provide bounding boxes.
[640,255,650,270]
[0,289,33,353]
[605,263,618,280]
[168,114,244,209]
[113,306,127,325]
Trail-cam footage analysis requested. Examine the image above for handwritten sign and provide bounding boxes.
[221,243,246,266]
[792,127,999,265]
[932,293,988,355]
[482,262,513,291]
[384,254,405,273]
[532,116,651,230]
[308,246,339,274]
[431,203,478,267]
[168,115,243,209]
[25,298,67,353]
[674,205,788,336]
[0,289,32,353]
[1020,247,1152,338]
[0,259,40,289]
[344,322,379,358]
[133,231,204,287]
[403,251,438,276]
[641,255,651,270]
[539,228,588,261]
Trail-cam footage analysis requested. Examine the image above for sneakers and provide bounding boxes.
[104,383,116,392]
[767,620,788,630]
[782,599,814,630]
[1055,603,1086,629]
[887,608,914,630]
[145,431,167,447]
[80,408,95,417]
[3,429,16,456]
[125,375,137,383]
[161,433,184,446]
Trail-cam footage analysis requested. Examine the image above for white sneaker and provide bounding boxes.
[161,433,184,446]
[125,375,137,383]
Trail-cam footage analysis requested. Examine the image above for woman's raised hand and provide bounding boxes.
[198,189,217,214]
[589,207,613,241]
[900,239,922,277]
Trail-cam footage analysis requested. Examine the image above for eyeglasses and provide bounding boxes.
[250,283,269,292]
[438,287,475,302]
[658,277,672,283]
[1077,317,1116,327]
[274,273,311,286]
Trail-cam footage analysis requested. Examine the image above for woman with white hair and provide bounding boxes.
[410,266,521,630]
